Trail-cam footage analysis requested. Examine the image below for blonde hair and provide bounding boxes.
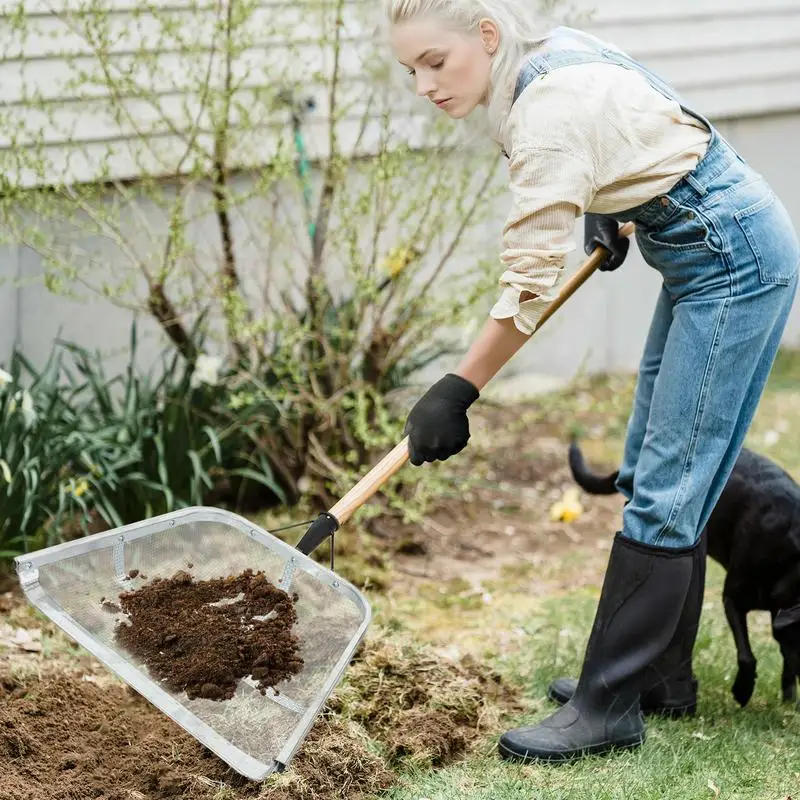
[385,0,551,139]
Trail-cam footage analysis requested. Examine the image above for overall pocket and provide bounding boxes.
[645,204,721,252]
[734,191,800,286]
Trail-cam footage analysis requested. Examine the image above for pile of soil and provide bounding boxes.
[0,674,391,800]
[1,573,523,800]
[114,569,303,700]
[0,631,520,799]
[327,633,523,767]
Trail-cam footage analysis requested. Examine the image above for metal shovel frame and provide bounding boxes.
[15,506,371,781]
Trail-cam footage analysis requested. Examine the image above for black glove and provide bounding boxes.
[584,213,629,272]
[404,374,479,466]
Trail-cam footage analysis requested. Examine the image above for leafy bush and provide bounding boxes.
[0,349,79,557]
[0,0,580,553]
[0,323,291,563]
[0,0,506,511]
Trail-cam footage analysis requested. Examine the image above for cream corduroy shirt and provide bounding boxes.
[489,60,711,335]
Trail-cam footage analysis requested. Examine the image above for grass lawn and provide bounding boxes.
[378,557,800,800]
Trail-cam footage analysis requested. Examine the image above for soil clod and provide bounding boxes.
[114,568,304,700]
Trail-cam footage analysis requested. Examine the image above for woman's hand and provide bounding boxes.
[404,315,532,465]
[403,374,479,465]
[585,213,629,271]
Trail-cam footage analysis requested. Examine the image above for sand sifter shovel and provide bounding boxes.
[13,223,633,782]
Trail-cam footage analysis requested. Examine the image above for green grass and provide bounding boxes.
[265,348,800,798]
[372,350,800,799]
[764,347,800,392]
[745,349,800,480]
[523,347,800,480]
[377,561,800,800]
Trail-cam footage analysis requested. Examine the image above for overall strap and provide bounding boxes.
[510,26,712,133]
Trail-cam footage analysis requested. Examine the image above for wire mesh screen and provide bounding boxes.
[19,508,370,779]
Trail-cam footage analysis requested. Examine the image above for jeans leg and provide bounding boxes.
[623,277,797,549]
[615,287,674,501]
[694,271,798,533]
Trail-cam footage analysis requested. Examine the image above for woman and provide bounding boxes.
[387,0,800,764]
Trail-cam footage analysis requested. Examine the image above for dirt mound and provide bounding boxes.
[0,674,390,800]
[328,632,523,767]
[0,578,521,800]
[114,569,303,700]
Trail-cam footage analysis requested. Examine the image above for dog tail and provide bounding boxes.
[568,440,620,495]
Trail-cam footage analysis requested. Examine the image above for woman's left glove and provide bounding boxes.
[585,213,629,272]
[403,374,480,466]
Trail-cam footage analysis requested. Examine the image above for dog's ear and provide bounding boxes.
[773,603,800,635]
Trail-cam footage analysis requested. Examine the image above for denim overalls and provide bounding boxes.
[511,28,800,549]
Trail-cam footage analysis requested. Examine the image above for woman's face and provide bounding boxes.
[390,18,498,119]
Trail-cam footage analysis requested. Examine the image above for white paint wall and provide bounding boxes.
[2,0,799,187]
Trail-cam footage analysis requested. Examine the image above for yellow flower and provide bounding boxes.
[383,246,420,278]
[549,488,584,523]
[72,479,90,498]
[0,459,11,484]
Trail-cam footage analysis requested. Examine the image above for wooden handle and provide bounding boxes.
[328,222,635,525]
[329,436,411,526]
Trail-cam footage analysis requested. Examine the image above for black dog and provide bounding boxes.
[569,441,800,707]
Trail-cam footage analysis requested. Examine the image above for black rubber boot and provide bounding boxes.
[546,531,707,719]
[498,533,698,763]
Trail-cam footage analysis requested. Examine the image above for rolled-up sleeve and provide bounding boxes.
[490,145,596,335]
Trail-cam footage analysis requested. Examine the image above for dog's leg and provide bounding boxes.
[771,607,800,705]
[778,640,798,704]
[724,594,757,706]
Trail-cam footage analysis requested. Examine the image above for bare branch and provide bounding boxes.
[147,281,195,358]
[398,154,502,325]
[308,0,346,286]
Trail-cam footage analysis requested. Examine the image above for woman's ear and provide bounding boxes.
[478,18,500,55]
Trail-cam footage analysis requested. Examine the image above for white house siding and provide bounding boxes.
[0,0,425,187]
[1,0,799,380]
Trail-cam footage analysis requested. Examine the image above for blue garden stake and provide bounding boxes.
[280,90,317,246]
[293,121,315,243]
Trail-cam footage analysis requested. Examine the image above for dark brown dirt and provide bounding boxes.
[0,630,520,798]
[363,401,625,589]
[114,569,303,700]
[0,674,392,800]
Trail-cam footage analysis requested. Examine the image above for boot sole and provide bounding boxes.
[546,686,697,719]
[498,731,645,764]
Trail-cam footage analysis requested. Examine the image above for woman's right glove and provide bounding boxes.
[585,213,629,272]
[403,374,479,466]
